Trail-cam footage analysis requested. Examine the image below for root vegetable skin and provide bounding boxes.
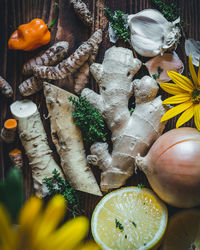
[9,149,23,168]
[43,83,102,196]
[19,77,43,96]
[0,76,13,98]
[10,100,64,198]
[70,0,93,27]
[82,46,167,192]
[135,127,200,208]
[32,29,102,80]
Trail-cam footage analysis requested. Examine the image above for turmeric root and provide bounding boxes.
[22,41,69,75]
[9,149,23,168]
[81,46,168,192]
[19,77,43,96]
[43,82,102,196]
[70,0,93,27]
[10,99,64,197]
[74,44,99,94]
[0,76,13,98]
[32,29,102,80]
[1,119,17,143]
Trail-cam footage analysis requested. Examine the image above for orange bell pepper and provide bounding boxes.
[8,19,51,51]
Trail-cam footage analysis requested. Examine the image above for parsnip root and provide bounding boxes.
[43,82,102,196]
[0,76,13,98]
[82,46,168,192]
[10,99,64,197]
[32,29,102,80]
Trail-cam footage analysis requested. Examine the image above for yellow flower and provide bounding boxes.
[160,55,200,130]
[0,195,100,250]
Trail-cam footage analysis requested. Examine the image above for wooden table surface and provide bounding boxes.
[0,0,200,236]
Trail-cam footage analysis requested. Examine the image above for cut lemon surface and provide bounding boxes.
[91,187,168,250]
[162,209,200,250]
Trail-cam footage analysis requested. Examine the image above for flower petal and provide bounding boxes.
[35,195,66,242]
[176,105,194,128]
[47,216,89,250]
[198,59,200,86]
[0,204,15,249]
[162,93,191,104]
[167,71,194,92]
[160,101,193,122]
[194,104,200,131]
[159,82,187,95]
[189,54,198,87]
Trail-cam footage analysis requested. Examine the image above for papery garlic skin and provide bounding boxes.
[128,9,181,57]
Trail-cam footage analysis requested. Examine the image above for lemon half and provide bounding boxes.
[162,209,200,250]
[91,187,168,250]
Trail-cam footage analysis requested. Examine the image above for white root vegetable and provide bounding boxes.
[10,99,64,198]
[82,46,168,192]
[128,9,181,57]
[43,82,102,196]
[185,38,200,67]
[135,127,200,208]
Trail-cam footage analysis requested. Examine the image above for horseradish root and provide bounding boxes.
[0,76,13,98]
[70,0,93,27]
[82,46,167,192]
[33,29,102,80]
[10,99,64,197]
[43,83,102,196]
[135,127,200,208]
[1,119,17,143]
[22,41,69,75]
[19,77,43,96]
[9,149,23,168]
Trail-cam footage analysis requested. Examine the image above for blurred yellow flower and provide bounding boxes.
[160,55,200,130]
[0,194,100,250]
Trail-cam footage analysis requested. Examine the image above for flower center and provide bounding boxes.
[192,89,200,103]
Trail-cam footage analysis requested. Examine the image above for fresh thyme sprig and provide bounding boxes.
[44,169,80,217]
[69,96,107,146]
[104,7,130,43]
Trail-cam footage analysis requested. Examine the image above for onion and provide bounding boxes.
[135,127,200,208]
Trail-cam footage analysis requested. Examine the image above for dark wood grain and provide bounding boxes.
[0,0,200,240]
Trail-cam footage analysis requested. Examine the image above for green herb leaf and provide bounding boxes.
[132,221,137,227]
[69,96,107,146]
[137,183,145,188]
[115,218,124,232]
[104,7,130,43]
[44,169,80,217]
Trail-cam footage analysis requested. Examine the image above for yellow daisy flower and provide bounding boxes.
[160,55,200,130]
[0,195,100,250]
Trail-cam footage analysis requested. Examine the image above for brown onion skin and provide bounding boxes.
[136,127,200,208]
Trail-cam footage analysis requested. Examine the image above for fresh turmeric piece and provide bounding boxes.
[32,29,102,80]
[70,0,93,27]
[22,41,69,75]
[1,119,17,143]
[0,76,13,98]
[19,77,43,96]
[9,149,23,168]
[8,19,51,51]
[82,46,168,192]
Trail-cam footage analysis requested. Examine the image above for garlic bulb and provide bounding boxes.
[128,9,181,57]
[185,39,200,67]
[145,52,184,83]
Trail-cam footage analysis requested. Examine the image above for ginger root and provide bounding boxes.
[0,76,13,98]
[43,82,102,196]
[1,119,17,143]
[10,99,64,197]
[32,29,102,80]
[81,46,168,192]
[70,0,93,27]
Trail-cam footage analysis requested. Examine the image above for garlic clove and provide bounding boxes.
[185,39,200,67]
[128,9,181,57]
[145,52,184,83]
